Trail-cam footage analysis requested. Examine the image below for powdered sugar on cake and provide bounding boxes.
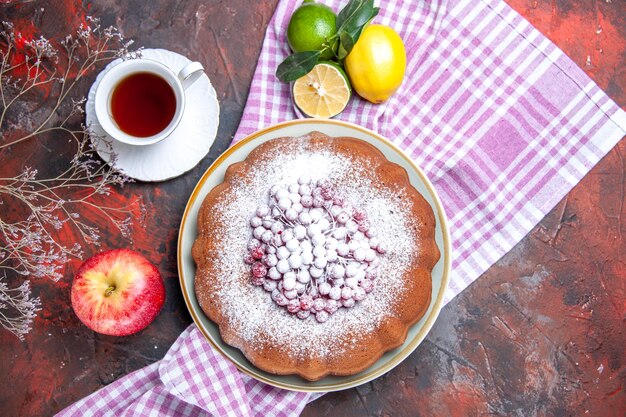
[207,136,420,359]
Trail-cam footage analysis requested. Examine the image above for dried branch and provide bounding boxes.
[0,17,144,339]
[0,273,41,340]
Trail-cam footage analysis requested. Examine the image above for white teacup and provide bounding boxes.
[94,58,204,146]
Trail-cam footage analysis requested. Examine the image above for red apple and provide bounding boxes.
[71,249,165,336]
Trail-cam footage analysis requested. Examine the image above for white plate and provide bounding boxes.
[85,48,220,182]
[177,119,451,392]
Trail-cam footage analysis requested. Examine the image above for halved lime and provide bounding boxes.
[292,62,351,119]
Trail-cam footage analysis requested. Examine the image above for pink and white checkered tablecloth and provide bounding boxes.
[57,0,626,416]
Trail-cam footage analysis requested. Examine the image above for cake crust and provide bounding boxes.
[193,132,439,381]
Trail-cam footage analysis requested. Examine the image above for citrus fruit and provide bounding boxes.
[344,24,406,103]
[287,1,337,60]
[292,62,351,118]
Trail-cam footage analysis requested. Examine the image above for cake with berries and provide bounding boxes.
[192,131,440,381]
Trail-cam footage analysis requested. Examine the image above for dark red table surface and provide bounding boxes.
[1,1,624,416]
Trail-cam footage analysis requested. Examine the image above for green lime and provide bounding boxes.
[287,1,337,60]
[292,62,352,118]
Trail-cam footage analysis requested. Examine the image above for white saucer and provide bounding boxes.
[85,48,220,182]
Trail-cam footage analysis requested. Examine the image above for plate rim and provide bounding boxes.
[177,118,451,392]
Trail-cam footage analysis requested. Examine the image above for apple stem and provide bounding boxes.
[104,285,116,297]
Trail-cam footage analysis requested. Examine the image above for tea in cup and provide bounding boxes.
[94,58,204,146]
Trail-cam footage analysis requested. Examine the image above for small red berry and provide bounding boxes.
[252,276,265,286]
[325,299,339,314]
[317,179,331,189]
[252,262,267,278]
[297,309,311,320]
[353,210,367,222]
[313,297,326,312]
[272,289,288,306]
[287,299,301,313]
[361,278,375,293]
[321,187,335,200]
[300,295,314,311]
[251,246,265,260]
[247,239,261,250]
[315,310,329,323]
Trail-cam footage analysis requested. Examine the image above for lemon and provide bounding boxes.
[344,24,406,103]
[292,62,351,118]
[287,1,337,60]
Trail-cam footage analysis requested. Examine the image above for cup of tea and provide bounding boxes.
[94,58,204,146]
